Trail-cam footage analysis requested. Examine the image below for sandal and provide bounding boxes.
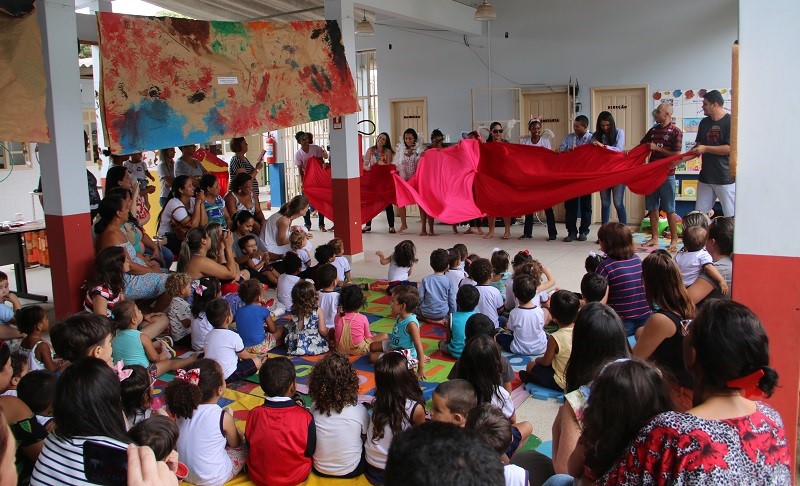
[388,228,396,234]
[362,226,372,233]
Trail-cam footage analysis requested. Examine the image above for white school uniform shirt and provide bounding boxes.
[333,255,351,281]
[277,273,301,310]
[459,277,477,287]
[296,247,311,272]
[387,260,411,282]
[507,306,548,356]
[317,290,339,329]
[191,312,212,351]
[311,403,370,476]
[504,464,530,486]
[491,385,515,419]
[475,285,504,328]
[366,399,419,470]
[446,268,466,290]
[674,248,713,286]
[505,281,550,311]
[176,403,232,486]
[204,328,244,379]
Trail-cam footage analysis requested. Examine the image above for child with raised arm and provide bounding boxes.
[376,240,417,294]
[418,248,457,324]
[674,225,729,294]
[247,356,316,486]
[469,258,505,328]
[505,252,556,311]
[369,285,426,379]
[520,290,580,391]
[329,238,351,284]
[438,285,479,359]
[495,274,550,356]
[203,298,262,383]
[234,279,281,356]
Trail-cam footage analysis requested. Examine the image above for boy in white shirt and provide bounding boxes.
[469,259,505,328]
[315,264,339,343]
[329,238,351,285]
[203,298,262,383]
[495,274,550,356]
[674,226,729,293]
[276,252,303,311]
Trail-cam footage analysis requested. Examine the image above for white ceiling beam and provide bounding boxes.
[356,0,481,35]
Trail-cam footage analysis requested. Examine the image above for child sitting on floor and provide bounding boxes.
[285,281,329,356]
[488,249,511,297]
[276,252,303,311]
[111,300,197,380]
[335,285,387,356]
[469,258,505,328]
[50,312,116,366]
[376,240,417,294]
[453,244,468,271]
[505,255,555,311]
[237,234,279,287]
[466,403,530,485]
[418,248,457,324]
[164,358,246,485]
[17,305,61,372]
[83,247,125,316]
[447,314,515,392]
[369,285,426,379]
[496,274,551,356]
[439,285,479,359]
[674,225,729,293]
[585,252,604,273]
[290,230,312,273]
[459,253,481,287]
[190,277,221,352]
[0,270,22,328]
[18,370,57,431]
[445,247,465,289]
[306,244,336,284]
[429,379,477,427]
[234,279,281,356]
[247,356,316,486]
[128,416,181,477]
[308,353,369,478]
[580,272,609,305]
[164,273,193,345]
[204,298,262,383]
[520,290,580,391]
[120,364,164,426]
[1,352,27,396]
[316,264,339,340]
[329,238,351,284]
[365,352,426,484]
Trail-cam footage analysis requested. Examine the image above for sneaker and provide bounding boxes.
[563,234,576,242]
[577,233,588,241]
[517,234,532,240]
[547,235,557,241]
[519,370,533,384]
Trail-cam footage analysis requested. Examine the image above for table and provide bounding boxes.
[0,220,48,302]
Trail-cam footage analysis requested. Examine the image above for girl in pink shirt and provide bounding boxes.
[335,285,387,355]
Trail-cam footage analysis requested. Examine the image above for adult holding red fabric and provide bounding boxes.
[593,111,627,227]
[557,116,594,242]
[484,121,512,239]
[362,132,396,234]
[394,128,425,235]
[294,131,329,232]
[642,103,683,251]
[519,118,556,240]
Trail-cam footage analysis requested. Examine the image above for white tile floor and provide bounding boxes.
[2,215,606,445]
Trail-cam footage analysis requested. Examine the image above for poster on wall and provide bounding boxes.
[97,13,359,154]
[652,89,731,171]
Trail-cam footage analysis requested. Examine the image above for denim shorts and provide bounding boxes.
[645,175,676,213]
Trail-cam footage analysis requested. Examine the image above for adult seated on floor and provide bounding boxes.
[224,173,265,236]
[105,166,173,269]
[199,174,232,229]
[0,341,47,484]
[687,216,733,306]
[177,227,244,287]
[261,195,312,257]
[157,175,207,255]
[95,193,171,310]
[632,250,696,411]
[577,300,790,484]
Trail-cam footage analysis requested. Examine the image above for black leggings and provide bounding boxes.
[366,205,395,229]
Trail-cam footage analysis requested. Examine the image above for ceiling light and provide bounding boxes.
[474,1,497,21]
[355,10,374,36]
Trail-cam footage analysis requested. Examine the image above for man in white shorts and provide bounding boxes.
[692,90,734,217]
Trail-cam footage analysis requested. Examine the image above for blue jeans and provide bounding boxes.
[145,245,174,269]
[623,315,650,337]
[542,474,575,486]
[600,184,627,224]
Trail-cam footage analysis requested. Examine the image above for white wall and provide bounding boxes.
[356,0,737,141]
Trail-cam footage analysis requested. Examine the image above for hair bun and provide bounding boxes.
[758,366,779,398]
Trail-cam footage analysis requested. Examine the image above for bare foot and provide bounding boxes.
[483,232,495,239]
[465,227,477,235]
[398,224,408,233]
[643,238,659,247]
[419,231,428,236]
[477,228,485,235]
[668,241,679,252]
[502,232,511,240]
[429,231,436,236]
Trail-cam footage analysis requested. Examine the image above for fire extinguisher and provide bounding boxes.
[265,134,276,164]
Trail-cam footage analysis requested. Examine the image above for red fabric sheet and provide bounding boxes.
[301,141,690,224]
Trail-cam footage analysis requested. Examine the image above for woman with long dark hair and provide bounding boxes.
[177,227,242,283]
[393,128,425,235]
[224,173,265,234]
[592,111,627,225]
[200,174,231,228]
[362,132,396,234]
[261,195,312,256]
[484,121,513,239]
[156,175,207,255]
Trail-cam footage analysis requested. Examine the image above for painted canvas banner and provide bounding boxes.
[97,13,358,153]
[0,9,49,142]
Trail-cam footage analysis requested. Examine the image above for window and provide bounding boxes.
[355,50,379,148]
[0,141,31,170]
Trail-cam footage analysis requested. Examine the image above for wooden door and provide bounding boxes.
[522,91,569,221]
[390,98,428,217]
[590,86,649,224]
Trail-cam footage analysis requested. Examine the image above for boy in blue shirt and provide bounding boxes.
[439,285,479,359]
[418,249,457,325]
[234,279,282,356]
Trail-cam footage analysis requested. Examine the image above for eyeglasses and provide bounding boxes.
[492,129,503,133]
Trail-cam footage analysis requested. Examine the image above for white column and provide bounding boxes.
[90,0,112,175]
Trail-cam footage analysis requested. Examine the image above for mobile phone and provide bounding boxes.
[83,441,128,486]
[258,149,266,161]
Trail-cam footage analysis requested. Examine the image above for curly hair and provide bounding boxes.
[308,352,359,416]
[393,240,417,268]
[514,260,544,286]
[163,358,223,419]
[291,280,318,320]
[338,284,365,314]
[289,230,307,251]
[165,272,192,298]
[467,258,493,285]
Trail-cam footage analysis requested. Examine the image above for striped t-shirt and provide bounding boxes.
[596,257,651,321]
[30,434,128,486]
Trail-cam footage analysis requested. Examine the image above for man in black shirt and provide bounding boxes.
[692,90,734,217]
